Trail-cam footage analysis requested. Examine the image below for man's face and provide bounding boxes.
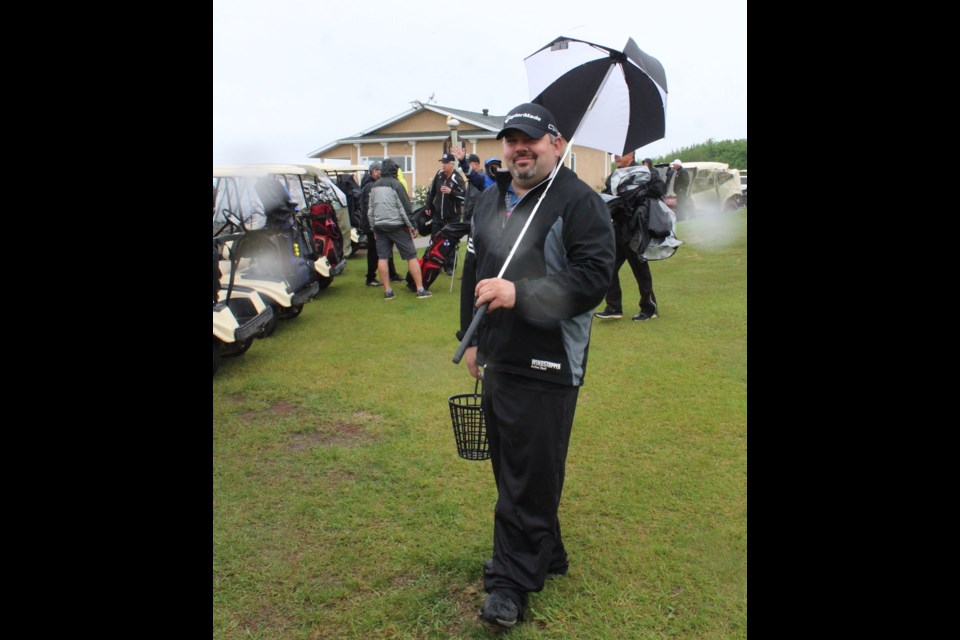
[614,153,634,168]
[501,130,562,190]
[371,168,381,180]
[470,161,482,173]
[441,161,455,177]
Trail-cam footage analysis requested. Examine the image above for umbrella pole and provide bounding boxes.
[453,66,618,364]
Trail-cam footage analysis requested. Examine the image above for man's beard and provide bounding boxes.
[509,154,538,181]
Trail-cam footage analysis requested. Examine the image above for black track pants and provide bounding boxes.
[481,369,579,608]
[604,240,657,315]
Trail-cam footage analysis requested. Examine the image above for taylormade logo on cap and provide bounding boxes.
[497,103,562,139]
[504,111,541,124]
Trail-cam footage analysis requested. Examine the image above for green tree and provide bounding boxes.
[650,138,746,170]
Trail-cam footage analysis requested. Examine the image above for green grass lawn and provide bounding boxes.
[213,209,747,639]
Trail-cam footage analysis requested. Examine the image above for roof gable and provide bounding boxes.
[308,104,505,157]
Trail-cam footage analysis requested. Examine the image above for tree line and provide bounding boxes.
[648,138,746,170]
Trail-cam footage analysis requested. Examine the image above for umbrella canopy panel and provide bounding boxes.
[525,37,668,156]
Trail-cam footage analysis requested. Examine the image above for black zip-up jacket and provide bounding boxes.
[459,165,615,386]
[426,169,467,224]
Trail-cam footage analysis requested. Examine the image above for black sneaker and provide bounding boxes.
[483,558,566,580]
[389,275,405,283]
[366,279,382,287]
[594,307,623,319]
[632,311,658,321]
[384,289,395,300]
[478,590,522,628]
[416,288,433,298]
[444,268,454,276]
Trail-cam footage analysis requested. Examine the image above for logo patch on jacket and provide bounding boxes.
[530,358,561,372]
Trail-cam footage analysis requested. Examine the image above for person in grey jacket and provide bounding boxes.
[458,103,615,628]
[367,159,432,299]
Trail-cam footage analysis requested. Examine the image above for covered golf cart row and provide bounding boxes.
[212,163,367,376]
[652,161,744,217]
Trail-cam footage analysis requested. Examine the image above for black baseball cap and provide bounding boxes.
[439,153,456,163]
[497,102,562,140]
[466,153,480,164]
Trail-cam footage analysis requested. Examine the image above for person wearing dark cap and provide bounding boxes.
[359,161,402,286]
[424,152,468,275]
[458,102,615,628]
[595,152,663,321]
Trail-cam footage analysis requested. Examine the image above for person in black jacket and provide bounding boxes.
[425,153,467,275]
[595,153,663,321]
[359,162,401,287]
[459,103,615,628]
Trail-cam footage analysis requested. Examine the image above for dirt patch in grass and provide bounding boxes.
[289,421,378,450]
[438,580,485,636]
[233,602,293,637]
[352,409,382,423]
[271,401,298,414]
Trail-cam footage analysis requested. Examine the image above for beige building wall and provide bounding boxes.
[315,110,611,199]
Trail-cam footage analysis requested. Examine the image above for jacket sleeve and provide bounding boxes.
[451,173,467,202]
[395,181,415,227]
[513,187,616,327]
[458,220,479,341]
[468,171,485,192]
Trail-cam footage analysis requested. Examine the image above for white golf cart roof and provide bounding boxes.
[213,164,307,178]
[295,163,367,176]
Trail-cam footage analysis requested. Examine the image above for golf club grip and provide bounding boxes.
[452,302,489,364]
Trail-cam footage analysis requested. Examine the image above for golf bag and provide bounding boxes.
[405,221,470,291]
[335,174,363,231]
[606,166,683,262]
[409,205,433,236]
[303,200,346,276]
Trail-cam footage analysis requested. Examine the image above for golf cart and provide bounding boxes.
[299,164,368,252]
[213,241,274,376]
[654,161,743,217]
[297,163,365,256]
[213,165,325,320]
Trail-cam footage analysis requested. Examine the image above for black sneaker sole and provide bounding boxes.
[478,611,518,628]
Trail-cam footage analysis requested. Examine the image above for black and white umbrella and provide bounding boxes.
[525,35,668,156]
[453,35,667,364]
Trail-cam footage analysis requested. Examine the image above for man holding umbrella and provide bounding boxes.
[458,103,615,628]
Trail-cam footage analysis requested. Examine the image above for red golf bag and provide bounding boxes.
[405,221,470,291]
[304,201,346,279]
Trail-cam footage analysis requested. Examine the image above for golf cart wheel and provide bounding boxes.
[724,195,742,212]
[221,337,253,357]
[213,337,222,376]
[278,304,303,319]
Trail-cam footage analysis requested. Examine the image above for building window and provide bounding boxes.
[566,152,577,172]
[362,156,412,172]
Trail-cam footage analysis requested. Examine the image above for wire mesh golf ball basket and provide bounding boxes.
[448,379,489,460]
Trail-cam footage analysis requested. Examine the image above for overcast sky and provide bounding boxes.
[213,0,746,166]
